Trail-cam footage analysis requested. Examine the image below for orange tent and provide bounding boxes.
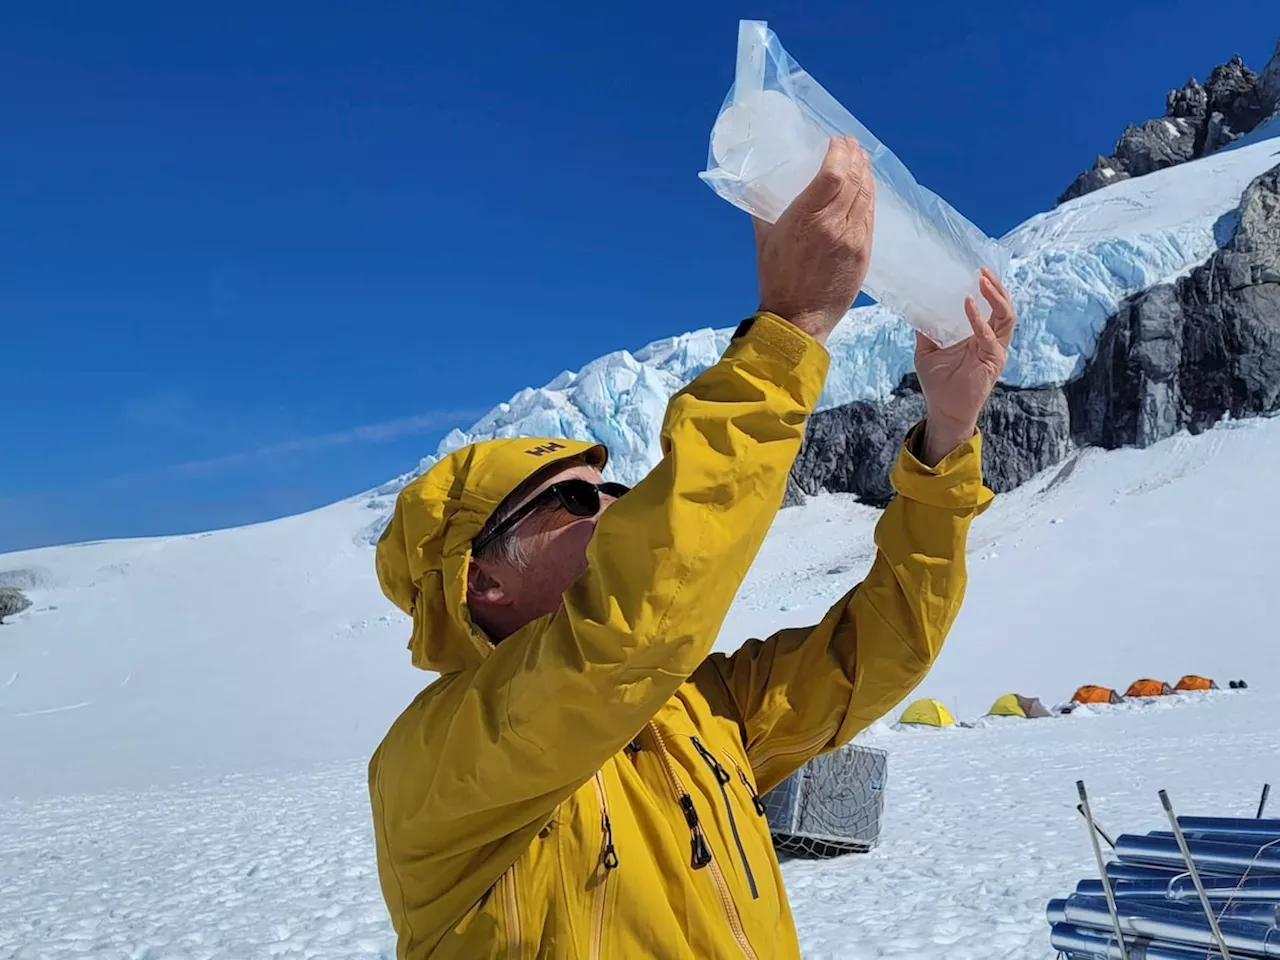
[1126,678,1174,697]
[1175,675,1218,692]
[1073,685,1123,705]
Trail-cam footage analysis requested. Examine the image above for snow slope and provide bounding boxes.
[3,690,1275,960]
[409,133,1280,498]
[4,418,1280,956]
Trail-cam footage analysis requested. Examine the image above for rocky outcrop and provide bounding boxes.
[1059,44,1280,204]
[0,588,32,625]
[1070,164,1280,445]
[792,379,1069,506]
[1261,40,1280,114]
[793,164,1280,506]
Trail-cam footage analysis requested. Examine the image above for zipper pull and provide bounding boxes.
[738,769,767,816]
[626,737,643,754]
[678,794,713,869]
[691,737,730,785]
[601,814,619,870]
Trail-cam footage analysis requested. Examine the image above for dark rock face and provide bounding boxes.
[1261,41,1280,115]
[793,379,1069,507]
[1071,165,1280,447]
[1059,44,1280,205]
[793,164,1280,506]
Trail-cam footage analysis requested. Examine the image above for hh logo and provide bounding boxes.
[525,442,566,457]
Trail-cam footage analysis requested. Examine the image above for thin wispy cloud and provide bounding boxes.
[104,408,483,487]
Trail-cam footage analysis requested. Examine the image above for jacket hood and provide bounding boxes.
[375,437,608,673]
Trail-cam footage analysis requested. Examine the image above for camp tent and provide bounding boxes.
[988,693,1052,718]
[1072,685,1123,705]
[899,698,955,727]
[1175,675,1218,692]
[1126,678,1174,697]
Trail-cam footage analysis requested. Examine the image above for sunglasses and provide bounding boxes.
[472,478,630,556]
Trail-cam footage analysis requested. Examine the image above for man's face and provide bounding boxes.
[467,460,620,638]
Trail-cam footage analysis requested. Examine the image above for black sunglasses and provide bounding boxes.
[472,478,630,556]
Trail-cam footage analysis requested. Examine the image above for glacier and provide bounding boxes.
[360,132,1280,539]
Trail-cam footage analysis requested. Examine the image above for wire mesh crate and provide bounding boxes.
[761,743,888,858]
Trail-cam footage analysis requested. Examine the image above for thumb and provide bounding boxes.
[785,135,850,218]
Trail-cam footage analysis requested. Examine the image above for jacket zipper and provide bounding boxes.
[691,737,759,900]
[648,723,760,960]
[589,770,617,960]
[725,755,768,817]
[500,862,521,960]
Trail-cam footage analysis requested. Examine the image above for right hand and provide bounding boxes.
[754,135,876,345]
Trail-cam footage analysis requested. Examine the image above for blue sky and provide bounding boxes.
[3,1,1276,552]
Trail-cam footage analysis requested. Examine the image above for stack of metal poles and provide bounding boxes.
[1050,811,1280,958]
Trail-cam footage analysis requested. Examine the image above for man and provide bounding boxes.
[370,136,1015,959]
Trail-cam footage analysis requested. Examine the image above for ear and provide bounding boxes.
[467,557,512,608]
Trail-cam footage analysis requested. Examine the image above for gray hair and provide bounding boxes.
[470,452,592,570]
[471,496,530,570]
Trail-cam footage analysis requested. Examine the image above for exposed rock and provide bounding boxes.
[1166,78,1208,122]
[1203,111,1240,153]
[794,376,1069,508]
[1112,117,1199,177]
[1060,157,1131,204]
[793,164,1280,505]
[0,588,32,625]
[1261,40,1280,115]
[1205,55,1266,131]
[1070,164,1280,447]
[1058,41,1279,205]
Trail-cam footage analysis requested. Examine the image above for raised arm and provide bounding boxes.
[702,268,1017,793]
[702,427,992,793]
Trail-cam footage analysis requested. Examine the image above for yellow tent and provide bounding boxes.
[899,698,955,727]
[988,693,1052,719]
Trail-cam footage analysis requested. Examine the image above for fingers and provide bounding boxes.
[793,135,852,214]
[964,294,1001,352]
[979,267,1017,348]
[845,138,875,232]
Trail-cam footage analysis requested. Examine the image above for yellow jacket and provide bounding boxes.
[370,313,992,959]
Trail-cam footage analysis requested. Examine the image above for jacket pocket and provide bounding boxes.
[691,736,759,900]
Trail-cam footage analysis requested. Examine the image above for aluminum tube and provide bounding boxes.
[1074,884,1280,924]
[1116,834,1280,876]
[1168,877,1280,903]
[1178,818,1280,839]
[1062,895,1280,956]
[1081,876,1280,903]
[1047,898,1067,925]
[1156,830,1280,847]
[1050,923,1237,960]
[1108,861,1188,881]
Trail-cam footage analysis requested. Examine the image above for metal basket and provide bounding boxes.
[761,743,888,858]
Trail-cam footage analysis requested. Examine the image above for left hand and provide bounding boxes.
[915,267,1017,466]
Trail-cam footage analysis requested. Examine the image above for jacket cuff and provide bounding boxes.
[723,311,830,412]
[892,422,994,512]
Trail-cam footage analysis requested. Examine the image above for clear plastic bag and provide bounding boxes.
[700,20,1010,347]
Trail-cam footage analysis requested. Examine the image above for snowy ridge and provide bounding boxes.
[385,134,1280,534]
